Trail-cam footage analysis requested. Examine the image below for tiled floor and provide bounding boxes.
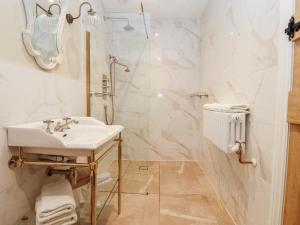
[98,161,235,225]
[17,161,234,225]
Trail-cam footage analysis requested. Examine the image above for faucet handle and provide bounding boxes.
[63,117,72,129]
[43,120,54,125]
[63,117,72,123]
[43,120,54,134]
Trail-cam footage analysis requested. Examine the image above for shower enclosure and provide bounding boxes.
[88,9,151,159]
[82,4,153,223]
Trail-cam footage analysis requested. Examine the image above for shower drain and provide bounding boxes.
[139,166,149,171]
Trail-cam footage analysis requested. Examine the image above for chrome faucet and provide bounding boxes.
[54,117,79,132]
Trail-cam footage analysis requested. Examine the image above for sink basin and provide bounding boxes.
[7,117,124,150]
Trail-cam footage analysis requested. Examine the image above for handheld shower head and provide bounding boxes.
[109,55,130,73]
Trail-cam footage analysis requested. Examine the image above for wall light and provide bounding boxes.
[66,2,96,24]
[36,3,61,17]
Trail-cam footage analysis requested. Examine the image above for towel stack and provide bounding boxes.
[35,179,77,225]
[203,103,250,113]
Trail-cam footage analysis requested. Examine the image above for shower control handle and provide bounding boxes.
[102,74,111,100]
[103,83,111,88]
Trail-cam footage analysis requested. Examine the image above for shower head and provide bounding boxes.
[103,16,135,32]
[123,22,135,31]
[118,63,130,72]
[109,55,130,73]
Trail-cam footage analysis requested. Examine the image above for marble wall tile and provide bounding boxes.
[101,17,203,161]
[90,15,203,161]
[88,2,284,224]
[198,0,281,225]
[0,0,99,224]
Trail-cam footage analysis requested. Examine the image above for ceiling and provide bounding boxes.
[100,0,208,18]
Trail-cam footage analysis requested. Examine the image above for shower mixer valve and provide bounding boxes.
[102,74,111,99]
[89,74,112,98]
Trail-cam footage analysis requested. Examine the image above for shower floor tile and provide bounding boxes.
[160,194,234,225]
[160,161,215,195]
[18,161,234,225]
[98,161,234,225]
[122,161,159,194]
[98,193,159,225]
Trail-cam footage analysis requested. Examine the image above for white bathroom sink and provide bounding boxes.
[6,117,124,150]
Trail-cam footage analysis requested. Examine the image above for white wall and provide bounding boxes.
[0,0,287,224]
[198,0,289,224]
[0,1,86,224]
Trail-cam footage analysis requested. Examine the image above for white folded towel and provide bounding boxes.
[36,197,77,225]
[203,103,250,113]
[36,178,77,225]
[98,171,113,185]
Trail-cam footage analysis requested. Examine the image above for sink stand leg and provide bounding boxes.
[117,134,122,215]
[89,153,97,225]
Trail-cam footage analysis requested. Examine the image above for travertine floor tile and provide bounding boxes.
[160,161,215,195]
[160,161,203,175]
[98,194,159,225]
[124,161,160,174]
[122,161,159,194]
[160,194,234,225]
[19,161,234,225]
[122,173,159,194]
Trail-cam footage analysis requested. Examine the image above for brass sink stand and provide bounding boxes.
[9,134,123,225]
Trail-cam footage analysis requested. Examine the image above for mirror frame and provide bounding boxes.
[22,0,65,70]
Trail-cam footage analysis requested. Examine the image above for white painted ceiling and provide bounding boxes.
[100,0,208,18]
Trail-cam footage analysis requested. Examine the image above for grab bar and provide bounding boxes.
[190,92,209,99]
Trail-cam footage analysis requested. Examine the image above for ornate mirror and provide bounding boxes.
[22,0,65,70]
